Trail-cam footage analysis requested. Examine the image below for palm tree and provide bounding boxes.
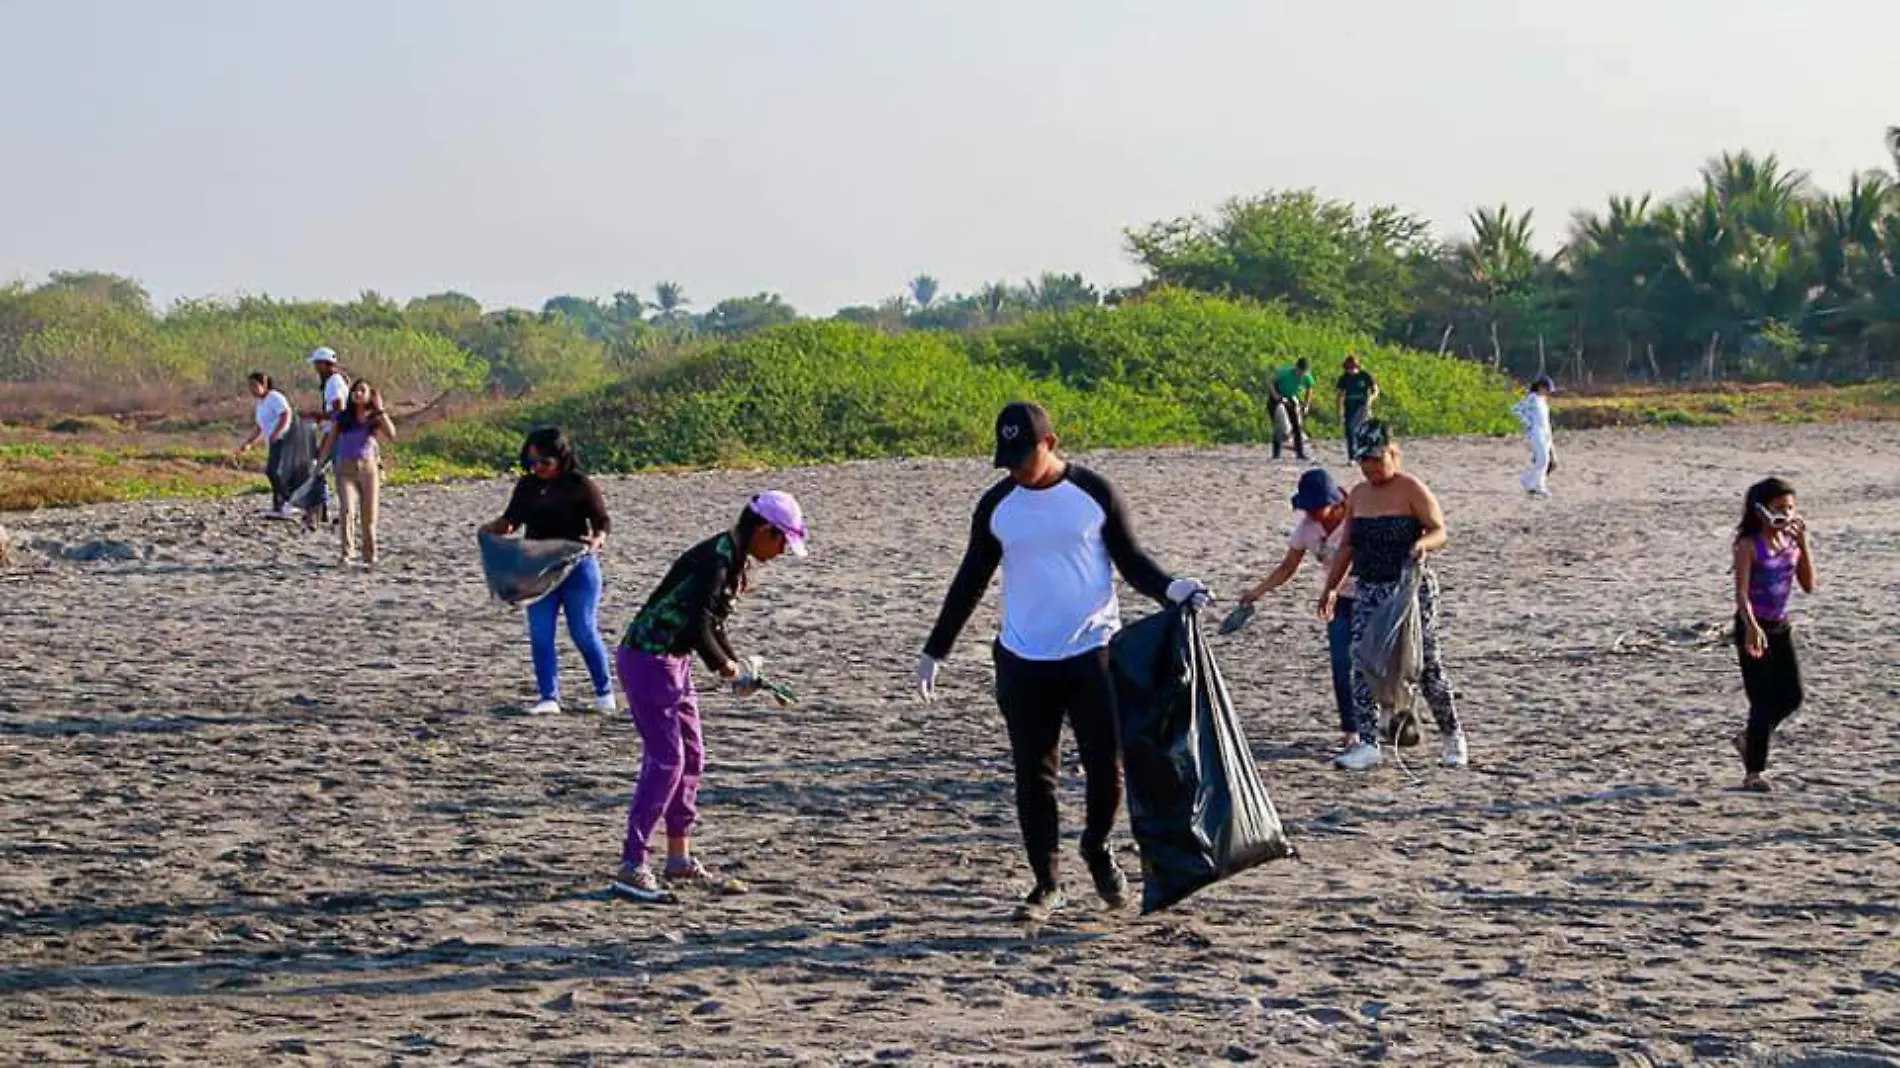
[652,281,690,322]
[977,282,1011,325]
[1886,126,1900,175]
[908,275,939,310]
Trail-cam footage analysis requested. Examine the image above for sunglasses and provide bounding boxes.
[1755,503,1797,529]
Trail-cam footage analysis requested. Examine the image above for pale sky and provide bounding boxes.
[2,0,1894,315]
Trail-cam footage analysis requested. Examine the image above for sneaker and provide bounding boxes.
[529,698,562,716]
[663,857,748,894]
[609,865,672,902]
[1441,730,1469,768]
[1014,883,1067,922]
[1085,852,1130,909]
[1740,776,1772,793]
[593,692,618,715]
[1334,742,1384,771]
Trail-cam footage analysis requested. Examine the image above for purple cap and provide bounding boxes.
[749,490,808,557]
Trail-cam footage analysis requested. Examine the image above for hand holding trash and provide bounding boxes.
[1166,578,1212,610]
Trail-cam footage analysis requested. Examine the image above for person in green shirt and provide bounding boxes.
[1335,355,1380,459]
[1269,358,1315,460]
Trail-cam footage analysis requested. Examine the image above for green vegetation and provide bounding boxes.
[1552,381,1900,430]
[412,293,1521,474]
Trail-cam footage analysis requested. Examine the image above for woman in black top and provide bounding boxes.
[1317,422,1468,772]
[480,427,616,716]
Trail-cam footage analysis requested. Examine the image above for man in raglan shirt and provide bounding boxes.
[913,402,1211,920]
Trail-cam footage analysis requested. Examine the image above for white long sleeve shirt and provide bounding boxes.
[1513,393,1551,446]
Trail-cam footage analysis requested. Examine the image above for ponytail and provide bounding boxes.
[247,371,272,391]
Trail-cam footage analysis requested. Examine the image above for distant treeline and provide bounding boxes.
[4,139,1897,400]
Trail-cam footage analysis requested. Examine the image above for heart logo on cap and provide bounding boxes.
[1000,425,1020,440]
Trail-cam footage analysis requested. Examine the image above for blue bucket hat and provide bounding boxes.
[1290,468,1344,512]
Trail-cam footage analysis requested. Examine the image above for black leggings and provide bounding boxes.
[992,643,1122,890]
[1736,616,1803,774]
[263,438,289,509]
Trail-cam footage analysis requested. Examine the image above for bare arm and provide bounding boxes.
[373,408,397,444]
[1412,479,1448,557]
[1732,539,1756,621]
[1794,524,1815,594]
[1241,547,1306,604]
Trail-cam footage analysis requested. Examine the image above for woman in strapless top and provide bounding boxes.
[1317,422,1469,772]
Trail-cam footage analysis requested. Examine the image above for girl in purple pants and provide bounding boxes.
[609,491,809,902]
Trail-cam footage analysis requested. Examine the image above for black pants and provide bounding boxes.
[263,438,289,509]
[1271,398,1307,459]
[993,643,1122,890]
[1736,616,1803,774]
[1343,404,1369,458]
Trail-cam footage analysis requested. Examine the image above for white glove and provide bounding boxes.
[914,655,941,703]
[1167,577,1212,610]
[730,656,764,697]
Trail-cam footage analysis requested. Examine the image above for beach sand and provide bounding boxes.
[3,424,1898,1066]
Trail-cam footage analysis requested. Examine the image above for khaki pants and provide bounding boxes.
[336,458,382,563]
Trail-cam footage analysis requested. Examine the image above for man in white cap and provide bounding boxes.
[304,346,349,524]
[914,401,1211,920]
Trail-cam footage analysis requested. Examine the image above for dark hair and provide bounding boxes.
[520,425,576,474]
[1296,358,1309,370]
[336,378,378,431]
[247,372,272,391]
[1737,477,1795,541]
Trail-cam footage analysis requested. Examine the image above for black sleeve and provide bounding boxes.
[921,481,1010,660]
[579,475,611,536]
[1070,465,1175,603]
[500,477,533,526]
[682,556,736,674]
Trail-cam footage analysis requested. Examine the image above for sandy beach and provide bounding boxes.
[3,423,1899,1066]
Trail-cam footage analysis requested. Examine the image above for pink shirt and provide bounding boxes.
[1291,513,1356,599]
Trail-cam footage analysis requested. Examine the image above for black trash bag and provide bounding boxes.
[478,529,590,607]
[1109,605,1293,914]
[285,457,332,515]
[270,418,318,502]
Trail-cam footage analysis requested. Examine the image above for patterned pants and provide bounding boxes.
[1348,571,1460,742]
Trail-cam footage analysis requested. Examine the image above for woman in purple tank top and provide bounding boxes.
[1730,477,1816,792]
[315,380,396,567]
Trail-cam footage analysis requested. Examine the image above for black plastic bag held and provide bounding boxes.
[1110,605,1292,914]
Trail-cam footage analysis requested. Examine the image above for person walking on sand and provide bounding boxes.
[1730,478,1815,793]
[1237,469,1356,749]
[313,379,395,566]
[1513,375,1556,498]
[234,372,295,516]
[608,491,810,902]
[479,427,616,716]
[1317,422,1469,771]
[914,402,1212,920]
[306,347,350,523]
[1269,358,1315,460]
[1335,354,1379,460]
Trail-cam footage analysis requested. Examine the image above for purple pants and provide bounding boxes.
[616,648,704,868]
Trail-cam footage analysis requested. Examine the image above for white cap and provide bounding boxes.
[308,346,338,365]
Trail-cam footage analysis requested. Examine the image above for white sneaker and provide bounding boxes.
[593,692,617,714]
[1334,742,1384,771]
[1441,730,1469,768]
[529,698,562,716]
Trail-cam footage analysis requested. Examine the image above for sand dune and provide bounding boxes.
[3,424,1898,1065]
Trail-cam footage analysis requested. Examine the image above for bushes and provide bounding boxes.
[413,295,1522,475]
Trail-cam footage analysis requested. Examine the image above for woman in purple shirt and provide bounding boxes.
[317,380,397,566]
[1731,477,1816,793]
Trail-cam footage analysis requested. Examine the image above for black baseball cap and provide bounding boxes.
[993,401,1054,468]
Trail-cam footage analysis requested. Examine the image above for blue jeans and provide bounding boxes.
[1328,596,1356,733]
[526,554,613,702]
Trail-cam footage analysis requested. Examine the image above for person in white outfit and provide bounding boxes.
[1513,376,1555,498]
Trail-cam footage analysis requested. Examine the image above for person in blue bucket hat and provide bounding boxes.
[1237,468,1359,749]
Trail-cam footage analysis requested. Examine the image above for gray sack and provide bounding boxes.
[479,529,590,607]
[1355,562,1424,717]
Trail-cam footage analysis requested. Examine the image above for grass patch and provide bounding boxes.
[1552,381,1900,430]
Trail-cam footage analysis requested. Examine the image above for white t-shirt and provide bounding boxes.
[322,372,351,414]
[254,390,292,442]
[1290,512,1356,599]
[1513,393,1551,445]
